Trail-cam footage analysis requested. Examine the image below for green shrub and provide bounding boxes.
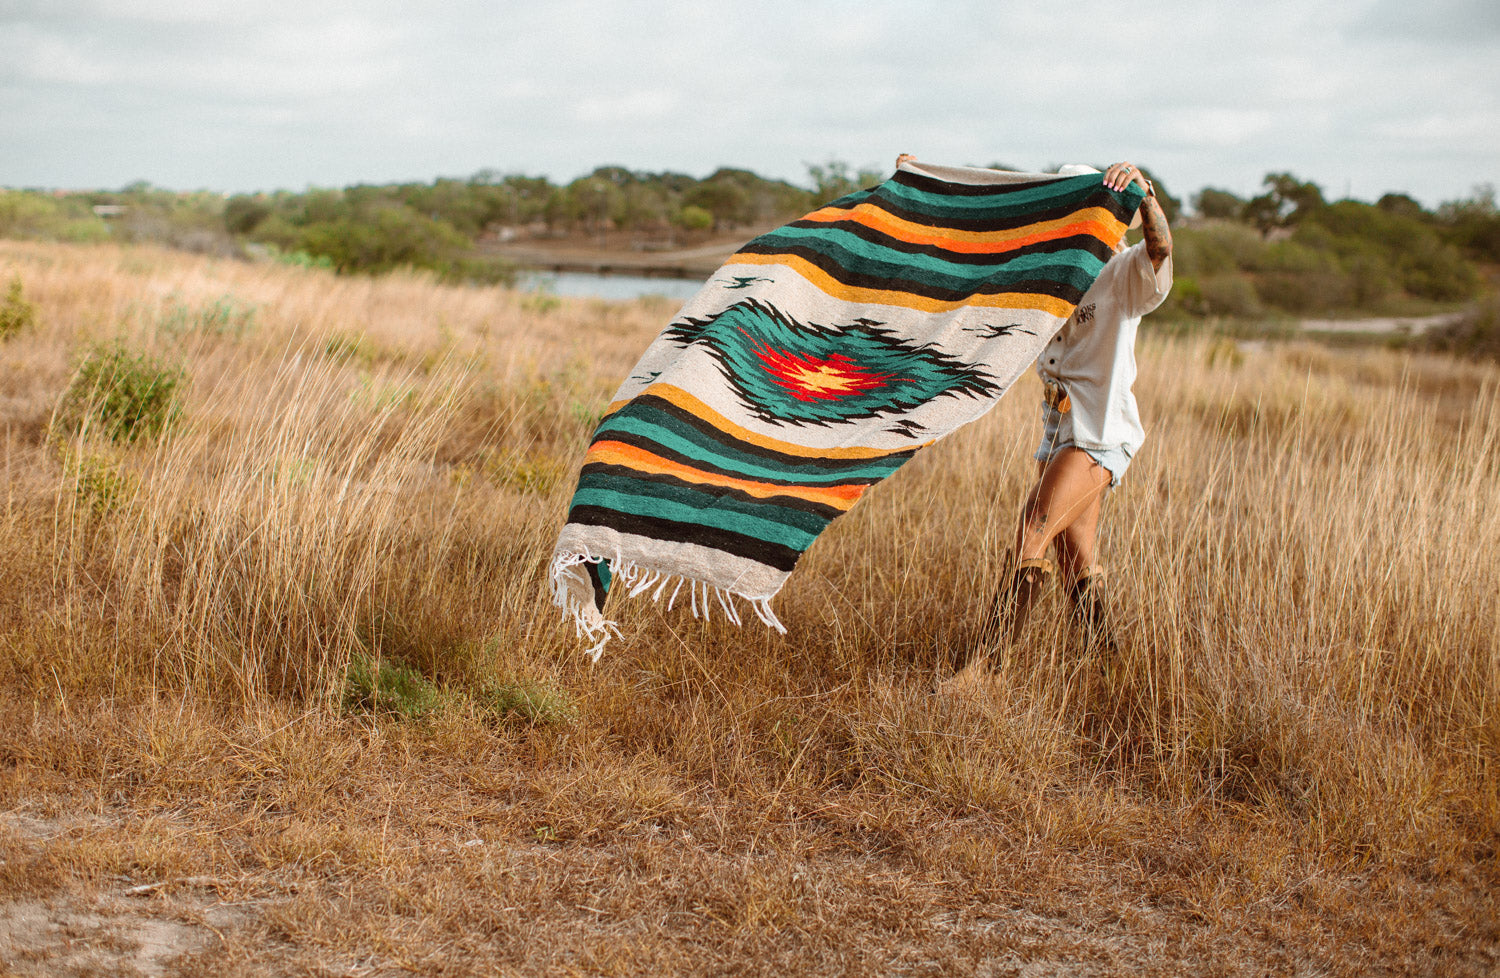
[1422,295,1500,362]
[0,277,36,339]
[1188,274,1260,316]
[343,653,444,719]
[675,204,714,232]
[0,190,110,242]
[323,331,379,366]
[55,343,186,443]
[1204,337,1245,369]
[1172,223,1268,277]
[521,289,562,315]
[474,679,576,725]
[435,253,517,286]
[275,249,335,270]
[61,448,136,515]
[157,294,258,339]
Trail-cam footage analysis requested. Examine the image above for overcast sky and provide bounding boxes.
[3,0,1497,208]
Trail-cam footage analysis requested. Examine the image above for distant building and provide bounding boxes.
[92,205,127,218]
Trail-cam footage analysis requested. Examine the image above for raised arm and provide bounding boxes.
[1104,161,1172,271]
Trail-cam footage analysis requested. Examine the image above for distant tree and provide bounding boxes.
[1437,184,1500,262]
[1376,192,1426,219]
[1134,167,1182,224]
[806,159,882,206]
[1193,187,1244,220]
[1245,172,1325,235]
[683,179,750,229]
[300,188,348,225]
[224,195,272,235]
[674,205,714,232]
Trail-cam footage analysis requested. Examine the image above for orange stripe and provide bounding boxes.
[586,440,866,510]
[605,384,927,459]
[800,203,1127,255]
[722,252,1078,317]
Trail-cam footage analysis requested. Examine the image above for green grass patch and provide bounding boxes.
[342,653,445,720]
[54,343,186,443]
[0,276,36,340]
[63,449,137,516]
[473,679,577,726]
[157,293,258,339]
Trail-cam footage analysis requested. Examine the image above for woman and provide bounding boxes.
[976,160,1173,671]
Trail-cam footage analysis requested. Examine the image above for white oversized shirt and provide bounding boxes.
[1035,241,1173,453]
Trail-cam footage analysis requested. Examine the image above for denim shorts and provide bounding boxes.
[1032,403,1134,486]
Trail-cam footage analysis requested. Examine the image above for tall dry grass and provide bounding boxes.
[1,239,1497,973]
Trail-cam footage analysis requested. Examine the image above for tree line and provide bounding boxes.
[1165,174,1497,319]
[2,165,1497,320]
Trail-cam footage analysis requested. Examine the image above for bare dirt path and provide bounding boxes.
[1299,313,1459,334]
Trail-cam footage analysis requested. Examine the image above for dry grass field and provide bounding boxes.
[0,239,1496,976]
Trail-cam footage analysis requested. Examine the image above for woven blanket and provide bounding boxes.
[551,160,1145,656]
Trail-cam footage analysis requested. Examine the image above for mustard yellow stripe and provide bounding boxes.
[722,252,1078,317]
[603,383,928,459]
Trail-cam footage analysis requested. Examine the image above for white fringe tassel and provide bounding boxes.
[549,547,785,661]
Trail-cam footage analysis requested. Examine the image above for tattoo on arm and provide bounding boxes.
[1140,197,1173,271]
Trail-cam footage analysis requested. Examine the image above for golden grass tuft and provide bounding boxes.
[1,239,1497,975]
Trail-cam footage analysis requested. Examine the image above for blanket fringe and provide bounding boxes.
[550,548,785,661]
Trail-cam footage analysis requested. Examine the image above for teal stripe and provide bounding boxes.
[751,224,1107,293]
[597,409,908,484]
[579,471,831,535]
[878,175,1101,220]
[570,487,819,550]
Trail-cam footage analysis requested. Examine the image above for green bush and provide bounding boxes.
[1422,295,1500,362]
[157,294,258,339]
[0,277,36,340]
[61,448,136,515]
[1172,223,1268,277]
[55,343,186,443]
[474,679,576,725]
[343,653,444,719]
[1169,273,1265,319]
[273,248,335,271]
[258,202,480,280]
[0,190,109,242]
[674,204,714,232]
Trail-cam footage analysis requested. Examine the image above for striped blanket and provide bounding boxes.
[551,160,1145,656]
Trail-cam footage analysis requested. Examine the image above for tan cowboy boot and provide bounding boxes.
[1067,566,1119,657]
[947,556,1056,683]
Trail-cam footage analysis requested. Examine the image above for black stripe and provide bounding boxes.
[734,240,1090,305]
[629,394,918,473]
[580,461,847,522]
[567,505,801,572]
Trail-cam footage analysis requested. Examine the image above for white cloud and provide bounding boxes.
[1156,110,1277,149]
[0,0,1496,204]
[571,89,680,125]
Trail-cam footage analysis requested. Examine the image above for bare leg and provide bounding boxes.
[954,450,1112,680]
[1041,456,1119,654]
[1015,448,1111,562]
[1000,448,1110,646]
[1052,482,1106,585]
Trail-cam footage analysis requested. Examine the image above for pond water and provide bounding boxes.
[517,270,707,302]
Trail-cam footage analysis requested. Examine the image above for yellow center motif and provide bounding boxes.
[788,365,858,394]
